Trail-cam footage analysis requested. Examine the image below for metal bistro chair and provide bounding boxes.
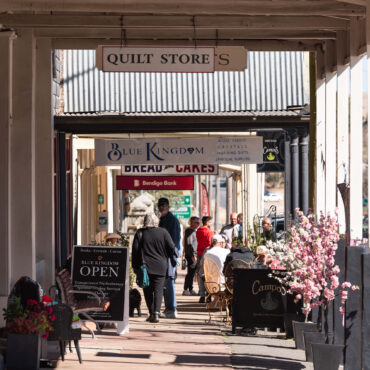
[55,269,110,338]
[48,303,83,364]
[203,257,231,324]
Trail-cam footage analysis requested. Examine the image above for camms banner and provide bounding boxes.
[95,136,263,166]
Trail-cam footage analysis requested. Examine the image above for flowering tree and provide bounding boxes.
[267,208,358,343]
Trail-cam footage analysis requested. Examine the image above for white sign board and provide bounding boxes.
[95,137,263,166]
[97,46,214,73]
[121,164,218,175]
[96,46,247,72]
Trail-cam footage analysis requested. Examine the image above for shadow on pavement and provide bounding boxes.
[174,354,230,366]
[231,354,306,369]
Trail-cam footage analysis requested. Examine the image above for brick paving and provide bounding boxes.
[55,270,320,369]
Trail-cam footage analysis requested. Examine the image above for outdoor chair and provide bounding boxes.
[224,259,253,295]
[203,257,231,324]
[55,269,110,338]
[48,303,82,364]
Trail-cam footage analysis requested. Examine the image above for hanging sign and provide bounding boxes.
[201,183,210,217]
[257,132,285,173]
[116,175,194,190]
[98,211,108,232]
[121,164,218,175]
[97,46,215,73]
[95,136,263,166]
[96,46,247,72]
[72,246,128,322]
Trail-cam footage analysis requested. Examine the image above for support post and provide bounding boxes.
[35,37,55,290]
[284,134,291,230]
[11,28,36,283]
[336,30,350,236]
[290,133,299,218]
[299,132,309,214]
[349,18,363,240]
[0,33,14,309]
[315,45,326,215]
[325,40,338,215]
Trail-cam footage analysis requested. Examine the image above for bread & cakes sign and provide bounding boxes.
[96,46,247,72]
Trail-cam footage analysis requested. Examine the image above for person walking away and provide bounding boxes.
[132,212,175,323]
[196,216,215,303]
[182,216,200,296]
[220,213,240,243]
[157,197,181,319]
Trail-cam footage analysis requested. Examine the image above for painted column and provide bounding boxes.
[0,33,15,309]
[284,135,291,229]
[367,3,370,244]
[315,45,326,215]
[336,31,350,236]
[10,28,36,283]
[299,132,309,215]
[35,38,55,290]
[325,40,338,215]
[290,133,299,218]
[349,18,363,240]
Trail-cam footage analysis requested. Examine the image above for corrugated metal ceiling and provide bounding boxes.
[62,50,307,113]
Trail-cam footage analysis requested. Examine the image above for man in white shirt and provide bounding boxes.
[203,234,230,284]
[220,212,240,244]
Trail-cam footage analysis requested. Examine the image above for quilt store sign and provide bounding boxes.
[96,46,247,73]
[72,246,128,321]
[95,136,263,166]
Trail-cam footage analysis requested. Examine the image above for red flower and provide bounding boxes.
[26,299,38,306]
[42,332,49,339]
[50,314,56,322]
[42,295,53,303]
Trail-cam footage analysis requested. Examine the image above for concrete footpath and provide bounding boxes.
[56,270,314,369]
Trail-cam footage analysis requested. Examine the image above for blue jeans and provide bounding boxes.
[163,277,177,311]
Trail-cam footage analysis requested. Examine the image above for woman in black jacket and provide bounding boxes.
[132,212,175,323]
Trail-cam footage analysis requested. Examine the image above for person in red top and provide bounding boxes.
[196,216,215,257]
[196,216,215,303]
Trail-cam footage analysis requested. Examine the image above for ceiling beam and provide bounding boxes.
[52,38,321,51]
[336,0,366,6]
[0,14,349,30]
[0,1,364,16]
[33,28,336,40]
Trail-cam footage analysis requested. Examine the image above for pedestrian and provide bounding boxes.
[182,216,200,296]
[157,197,181,319]
[131,212,175,323]
[220,212,240,242]
[105,233,121,245]
[196,216,215,303]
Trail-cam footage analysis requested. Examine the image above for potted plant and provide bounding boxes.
[268,208,358,369]
[3,296,55,370]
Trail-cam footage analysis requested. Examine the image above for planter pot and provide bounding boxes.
[312,343,344,370]
[284,313,305,339]
[303,331,333,362]
[292,321,318,350]
[7,333,41,370]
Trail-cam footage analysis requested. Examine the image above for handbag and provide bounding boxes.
[181,257,187,270]
[136,265,150,288]
[135,229,150,288]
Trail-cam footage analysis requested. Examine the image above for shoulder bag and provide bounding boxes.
[135,229,150,288]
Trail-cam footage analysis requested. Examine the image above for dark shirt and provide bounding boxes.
[223,246,255,274]
[132,227,175,276]
[184,227,197,259]
[159,212,181,251]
